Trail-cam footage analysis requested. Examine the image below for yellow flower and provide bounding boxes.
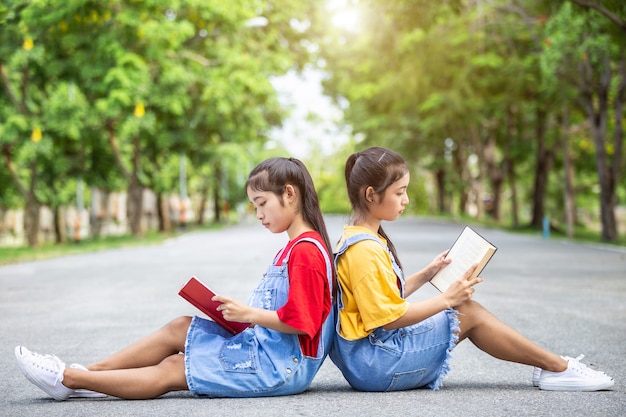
[31,127,42,142]
[134,102,145,118]
[23,37,34,51]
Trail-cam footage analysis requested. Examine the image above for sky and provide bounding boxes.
[269,68,350,159]
[266,0,361,159]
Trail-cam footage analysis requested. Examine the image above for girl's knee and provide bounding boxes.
[158,354,189,391]
[456,299,485,315]
[160,352,185,369]
[166,316,192,334]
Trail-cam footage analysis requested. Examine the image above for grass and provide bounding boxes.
[0,223,226,266]
[428,213,626,247]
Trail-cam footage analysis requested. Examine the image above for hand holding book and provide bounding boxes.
[430,226,497,293]
[179,277,250,335]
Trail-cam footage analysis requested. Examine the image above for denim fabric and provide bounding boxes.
[185,237,335,397]
[330,233,459,392]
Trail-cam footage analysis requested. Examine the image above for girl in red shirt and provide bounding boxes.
[16,157,335,400]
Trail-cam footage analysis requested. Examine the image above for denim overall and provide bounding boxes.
[185,237,335,397]
[329,233,459,392]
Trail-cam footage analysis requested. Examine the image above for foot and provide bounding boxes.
[538,354,614,391]
[68,364,107,398]
[14,345,74,401]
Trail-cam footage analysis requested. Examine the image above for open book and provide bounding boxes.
[178,276,250,335]
[430,226,497,293]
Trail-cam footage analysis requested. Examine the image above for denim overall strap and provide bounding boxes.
[334,233,405,309]
[281,237,333,301]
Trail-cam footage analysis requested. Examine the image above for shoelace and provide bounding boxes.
[568,354,612,380]
[29,351,65,386]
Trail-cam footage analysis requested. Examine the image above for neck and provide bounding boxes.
[350,214,381,234]
[287,216,313,241]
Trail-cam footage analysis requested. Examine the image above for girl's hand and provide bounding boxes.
[422,250,451,281]
[441,264,483,308]
[213,295,252,323]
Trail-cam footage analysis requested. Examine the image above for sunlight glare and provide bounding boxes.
[327,0,361,32]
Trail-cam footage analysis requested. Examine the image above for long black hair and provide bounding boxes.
[245,157,333,261]
[344,146,408,269]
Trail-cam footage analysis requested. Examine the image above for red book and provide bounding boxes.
[178,276,250,335]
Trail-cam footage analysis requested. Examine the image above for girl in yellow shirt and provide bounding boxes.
[329,146,613,392]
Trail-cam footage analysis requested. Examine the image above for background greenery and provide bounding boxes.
[1,0,624,255]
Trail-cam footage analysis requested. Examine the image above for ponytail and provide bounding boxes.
[343,147,408,269]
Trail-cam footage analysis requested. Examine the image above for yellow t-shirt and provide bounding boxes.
[335,225,409,340]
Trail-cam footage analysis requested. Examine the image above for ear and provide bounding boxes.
[365,186,375,203]
[284,184,297,203]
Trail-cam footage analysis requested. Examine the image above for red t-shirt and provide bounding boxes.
[275,231,332,357]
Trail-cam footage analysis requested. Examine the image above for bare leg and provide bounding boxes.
[88,316,192,371]
[455,301,567,372]
[64,354,188,399]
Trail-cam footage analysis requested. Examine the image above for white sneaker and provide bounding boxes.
[532,366,541,387]
[14,345,74,401]
[538,354,614,391]
[68,364,107,398]
[533,355,611,387]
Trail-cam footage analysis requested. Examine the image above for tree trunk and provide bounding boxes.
[530,107,553,228]
[484,134,504,221]
[468,126,485,219]
[579,54,618,241]
[506,157,520,228]
[2,149,42,247]
[213,164,222,223]
[24,194,41,247]
[562,106,576,238]
[127,177,144,236]
[157,192,171,233]
[53,205,67,244]
[197,185,210,226]
[452,144,469,215]
[506,107,520,228]
[434,167,446,214]
[107,125,144,236]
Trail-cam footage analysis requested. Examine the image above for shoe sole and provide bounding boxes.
[14,346,70,401]
[539,378,615,391]
[70,390,108,398]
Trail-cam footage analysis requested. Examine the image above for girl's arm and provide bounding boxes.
[213,295,305,334]
[403,250,451,296]
[384,266,482,330]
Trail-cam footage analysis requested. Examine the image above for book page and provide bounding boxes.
[430,226,497,293]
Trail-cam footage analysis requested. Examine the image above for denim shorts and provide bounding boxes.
[330,308,459,391]
[185,316,323,398]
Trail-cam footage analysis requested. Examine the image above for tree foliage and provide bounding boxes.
[0,0,318,246]
[311,0,625,242]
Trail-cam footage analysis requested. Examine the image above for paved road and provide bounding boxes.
[1,216,624,417]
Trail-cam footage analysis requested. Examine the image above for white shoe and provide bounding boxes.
[68,364,107,398]
[532,366,541,387]
[538,354,614,391]
[533,355,610,388]
[15,345,73,401]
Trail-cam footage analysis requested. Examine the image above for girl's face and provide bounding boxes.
[370,172,410,221]
[247,186,295,234]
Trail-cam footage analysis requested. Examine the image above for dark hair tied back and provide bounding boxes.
[246,157,333,272]
[344,147,408,268]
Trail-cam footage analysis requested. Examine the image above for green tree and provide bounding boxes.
[312,0,624,242]
[1,0,321,246]
[543,1,626,241]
